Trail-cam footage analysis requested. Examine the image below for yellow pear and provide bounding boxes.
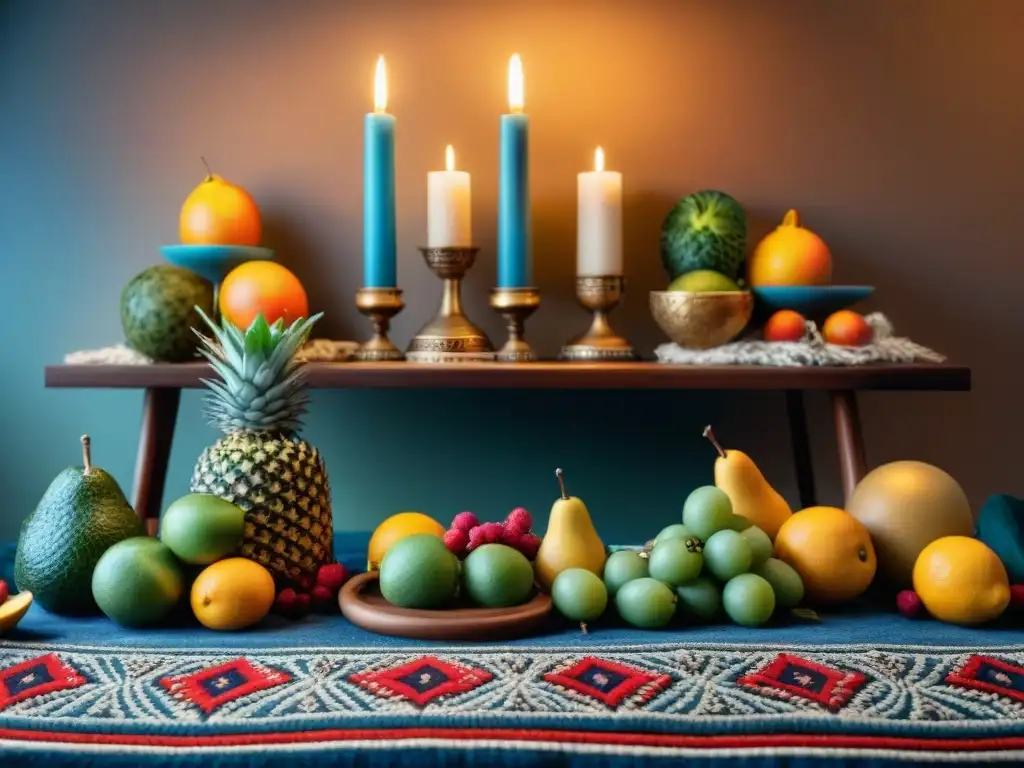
[704,426,792,539]
[535,469,607,592]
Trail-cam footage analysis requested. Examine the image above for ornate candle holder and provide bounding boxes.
[559,275,638,361]
[353,287,405,362]
[489,287,540,362]
[406,247,495,363]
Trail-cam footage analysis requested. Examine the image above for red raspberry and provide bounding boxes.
[504,507,532,535]
[1010,585,1024,608]
[517,533,542,561]
[311,585,335,612]
[293,593,311,618]
[896,590,923,618]
[273,588,298,617]
[0,580,8,604]
[451,511,480,532]
[316,563,349,592]
[444,527,470,556]
[466,523,503,553]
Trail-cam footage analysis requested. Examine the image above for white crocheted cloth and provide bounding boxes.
[64,338,359,365]
[654,313,945,366]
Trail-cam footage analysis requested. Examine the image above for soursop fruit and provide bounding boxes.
[120,264,214,362]
[660,190,748,281]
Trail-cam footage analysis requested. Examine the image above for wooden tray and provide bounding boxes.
[339,571,553,641]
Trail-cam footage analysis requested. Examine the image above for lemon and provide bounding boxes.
[191,558,275,631]
[913,536,1010,626]
[367,512,446,571]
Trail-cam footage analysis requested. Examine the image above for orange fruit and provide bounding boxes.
[823,310,873,347]
[774,506,877,604]
[913,536,1010,625]
[367,512,446,571]
[747,209,832,287]
[220,261,309,330]
[763,309,806,342]
[179,163,262,246]
[191,558,276,631]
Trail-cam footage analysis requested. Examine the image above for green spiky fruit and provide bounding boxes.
[660,190,747,280]
[121,265,215,362]
[188,309,332,587]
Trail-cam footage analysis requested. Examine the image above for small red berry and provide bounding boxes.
[444,527,470,557]
[478,522,503,543]
[896,590,924,618]
[298,574,314,591]
[504,507,533,535]
[293,593,311,618]
[451,511,480,532]
[311,585,335,611]
[0,580,8,604]
[316,563,348,592]
[1009,585,1024,608]
[274,588,298,617]
[518,533,542,561]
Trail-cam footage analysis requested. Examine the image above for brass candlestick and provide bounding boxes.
[407,247,495,363]
[354,287,405,362]
[490,286,540,362]
[559,275,638,361]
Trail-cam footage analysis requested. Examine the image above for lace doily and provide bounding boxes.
[64,339,359,365]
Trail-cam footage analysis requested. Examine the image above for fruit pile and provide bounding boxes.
[763,307,873,346]
[660,190,747,291]
[443,509,542,561]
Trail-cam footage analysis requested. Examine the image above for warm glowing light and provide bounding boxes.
[508,53,524,113]
[594,147,605,172]
[445,144,455,171]
[373,55,387,112]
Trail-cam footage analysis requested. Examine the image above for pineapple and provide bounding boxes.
[189,309,332,587]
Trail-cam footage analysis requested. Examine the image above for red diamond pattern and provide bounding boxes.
[159,658,290,714]
[349,655,493,707]
[0,653,87,710]
[737,653,867,710]
[544,656,673,708]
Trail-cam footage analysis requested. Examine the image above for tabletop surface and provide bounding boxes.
[45,361,972,391]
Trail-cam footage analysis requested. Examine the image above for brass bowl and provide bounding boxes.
[650,290,754,349]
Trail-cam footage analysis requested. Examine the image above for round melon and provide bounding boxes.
[660,190,747,281]
[121,265,215,362]
[846,461,974,589]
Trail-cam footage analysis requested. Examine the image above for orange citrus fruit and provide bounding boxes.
[747,209,832,287]
[913,536,1009,625]
[763,309,807,342]
[367,512,446,571]
[823,310,873,347]
[191,558,276,631]
[773,506,877,604]
[179,164,262,246]
[220,261,309,330]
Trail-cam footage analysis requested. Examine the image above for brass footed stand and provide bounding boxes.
[559,275,637,361]
[354,287,405,362]
[490,287,540,362]
[407,247,496,363]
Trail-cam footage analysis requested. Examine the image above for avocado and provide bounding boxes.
[15,435,144,615]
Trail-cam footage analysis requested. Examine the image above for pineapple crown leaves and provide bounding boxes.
[192,307,324,435]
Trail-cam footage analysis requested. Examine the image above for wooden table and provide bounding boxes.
[44,362,971,532]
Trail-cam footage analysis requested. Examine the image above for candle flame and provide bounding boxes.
[594,146,605,172]
[373,55,387,113]
[445,144,455,171]
[508,53,524,113]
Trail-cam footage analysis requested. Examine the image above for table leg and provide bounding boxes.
[785,390,817,509]
[831,390,867,505]
[132,387,181,536]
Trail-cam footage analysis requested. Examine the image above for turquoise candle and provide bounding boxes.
[498,54,530,288]
[363,57,397,288]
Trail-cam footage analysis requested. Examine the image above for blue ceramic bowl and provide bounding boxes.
[160,244,275,284]
[751,285,874,319]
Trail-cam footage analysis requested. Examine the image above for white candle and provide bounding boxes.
[577,147,623,276]
[427,145,472,247]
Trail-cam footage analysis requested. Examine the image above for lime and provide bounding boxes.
[379,533,459,609]
[648,537,703,587]
[160,493,245,565]
[615,577,677,629]
[675,576,722,620]
[667,270,741,292]
[682,486,735,540]
[553,568,608,622]
[740,526,773,568]
[602,550,648,597]
[723,573,776,627]
[655,524,692,543]
[92,537,184,627]
[703,529,753,581]
[753,557,805,609]
[461,544,535,608]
